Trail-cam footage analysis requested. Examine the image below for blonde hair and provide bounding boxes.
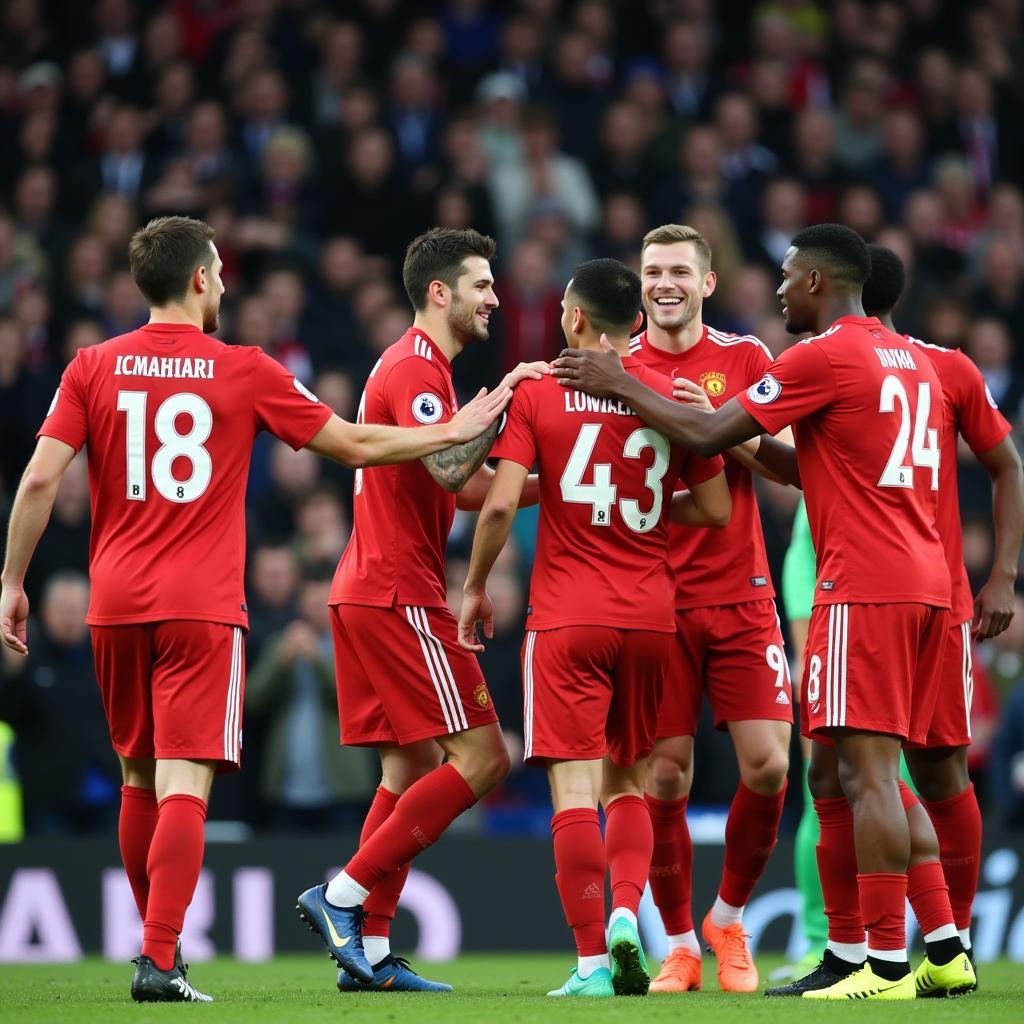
[641,223,712,273]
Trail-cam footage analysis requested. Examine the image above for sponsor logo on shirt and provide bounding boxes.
[747,373,782,404]
[699,370,727,397]
[412,392,443,423]
[820,580,835,591]
[293,378,320,403]
[750,575,768,587]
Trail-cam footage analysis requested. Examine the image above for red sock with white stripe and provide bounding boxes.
[551,808,608,962]
[142,794,207,971]
[715,780,787,924]
[119,785,158,920]
[923,784,981,943]
[605,795,652,916]
[645,793,694,941]
[333,764,476,899]
[814,796,866,962]
[359,786,409,964]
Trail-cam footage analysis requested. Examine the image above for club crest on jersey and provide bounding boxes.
[747,373,782,405]
[412,392,443,423]
[473,682,490,708]
[699,371,727,397]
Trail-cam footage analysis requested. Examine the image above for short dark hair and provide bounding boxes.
[567,258,642,334]
[128,216,215,306]
[401,227,497,310]
[789,223,871,289]
[863,244,906,317]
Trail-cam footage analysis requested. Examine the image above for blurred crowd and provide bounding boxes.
[2,0,1024,837]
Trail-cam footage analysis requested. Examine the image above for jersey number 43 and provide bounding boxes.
[560,422,670,534]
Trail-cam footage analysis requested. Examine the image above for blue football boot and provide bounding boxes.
[337,955,453,992]
[296,883,373,983]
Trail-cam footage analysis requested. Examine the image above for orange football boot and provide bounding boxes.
[649,948,702,992]
[701,910,759,992]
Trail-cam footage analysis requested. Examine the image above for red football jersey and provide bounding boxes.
[330,329,458,609]
[37,324,333,628]
[491,359,725,632]
[736,315,951,608]
[909,337,1012,623]
[629,326,775,608]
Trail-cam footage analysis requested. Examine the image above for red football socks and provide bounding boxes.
[645,793,694,934]
[719,780,786,907]
[858,872,907,951]
[119,785,158,920]
[814,796,865,943]
[924,784,982,931]
[907,860,955,936]
[142,794,207,971]
[345,764,476,891]
[551,808,607,956]
[605,795,652,915]
[359,786,409,937]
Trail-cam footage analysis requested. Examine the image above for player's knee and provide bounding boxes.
[807,755,843,801]
[646,755,690,801]
[740,749,790,794]
[905,753,969,804]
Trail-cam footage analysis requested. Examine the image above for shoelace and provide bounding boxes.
[721,930,753,969]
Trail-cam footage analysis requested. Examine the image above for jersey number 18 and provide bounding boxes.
[117,391,213,503]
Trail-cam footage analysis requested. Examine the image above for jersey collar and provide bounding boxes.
[633,325,708,360]
[403,327,452,370]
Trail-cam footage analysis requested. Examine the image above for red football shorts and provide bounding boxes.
[657,599,793,737]
[91,621,245,771]
[521,626,672,766]
[331,602,498,746]
[911,617,974,749]
[800,602,946,744]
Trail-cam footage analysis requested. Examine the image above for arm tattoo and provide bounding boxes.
[421,418,500,491]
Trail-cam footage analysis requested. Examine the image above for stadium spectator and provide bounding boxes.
[0,572,118,835]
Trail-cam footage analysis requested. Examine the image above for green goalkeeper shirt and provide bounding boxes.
[782,498,816,623]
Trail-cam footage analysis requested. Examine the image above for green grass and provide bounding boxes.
[0,954,1021,1023]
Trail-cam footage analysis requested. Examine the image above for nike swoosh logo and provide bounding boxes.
[380,976,395,990]
[320,907,350,947]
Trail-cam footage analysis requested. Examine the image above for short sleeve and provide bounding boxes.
[37,355,88,451]
[252,350,333,450]
[382,357,454,429]
[679,448,725,488]
[489,384,537,469]
[735,341,837,435]
[953,352,1012,456]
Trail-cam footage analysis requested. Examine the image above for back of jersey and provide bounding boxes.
[38,324,331,628]
[491,362,724,632]
[738,316,950,607]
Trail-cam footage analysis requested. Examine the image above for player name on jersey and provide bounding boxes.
[873,347,917,370]
[563,392,636,416]
[113,354,215,379]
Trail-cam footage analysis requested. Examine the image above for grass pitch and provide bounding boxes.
[1,954,1021,1023]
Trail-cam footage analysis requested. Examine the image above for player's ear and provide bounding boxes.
[572,305,585,335]
[426,278,448,308]
[193,263,208,295]
[631,309,643,333]
[702,270,717,299]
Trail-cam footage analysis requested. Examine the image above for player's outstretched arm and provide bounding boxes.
[554,339,763,456]
[669,471,732,528]
[306,386,511,469]
[671,377,798,484]
[1,437,77,655]
[973,436,1024,640]
[459,460,530,651]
